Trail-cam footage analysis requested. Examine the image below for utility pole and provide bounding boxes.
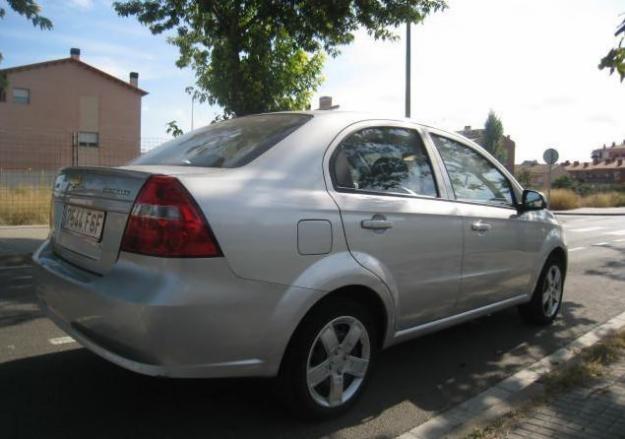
[191,94,195,131]
[405,22,411,118]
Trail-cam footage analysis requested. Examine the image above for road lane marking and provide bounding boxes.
[614,239,625,242]
[569,247,586,252]
[49,336,75,345]
[605,230,625,236]
[0,265,32,271]
[593,242,609,246]
[569,227,604,232]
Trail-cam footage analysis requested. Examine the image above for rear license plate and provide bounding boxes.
[62,205,106,240]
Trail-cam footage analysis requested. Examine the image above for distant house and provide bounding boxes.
[514,160,568,188]
[457,125,516,173]
[0,48,147,171]
[564,159,625,184]
[591,140,625,161]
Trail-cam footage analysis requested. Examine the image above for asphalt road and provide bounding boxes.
[1,215,625,439]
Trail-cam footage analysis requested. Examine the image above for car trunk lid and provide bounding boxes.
[51,167,151,274]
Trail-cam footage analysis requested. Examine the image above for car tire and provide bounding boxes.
[519,256,565,325]
[278,297,379,420]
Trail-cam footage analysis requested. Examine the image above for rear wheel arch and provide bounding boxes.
[280,285,389,373]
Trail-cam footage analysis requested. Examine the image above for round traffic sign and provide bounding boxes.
[543,148,559,165]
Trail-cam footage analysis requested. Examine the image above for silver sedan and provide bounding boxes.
[34,111,567,418]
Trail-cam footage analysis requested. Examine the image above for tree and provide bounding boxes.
[113,0,446,117]
[599,16,625,82]
[483,111,507,164]
[166,120,184,137]
[552,175,574,190]
[0,1,52,86]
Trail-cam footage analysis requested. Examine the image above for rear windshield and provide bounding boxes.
[134,113,312,168]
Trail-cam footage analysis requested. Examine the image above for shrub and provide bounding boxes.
[0,185,52,225]
[552,175,574,189]
[548,189,580,210]
[581,192,625,208]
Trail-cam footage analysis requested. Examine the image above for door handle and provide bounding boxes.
[361,216,393,230]
[471,220,492,233]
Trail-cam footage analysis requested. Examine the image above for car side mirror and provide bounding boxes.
[520,189,547,212]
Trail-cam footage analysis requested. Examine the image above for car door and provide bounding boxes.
[325,122,464,330]
[428,133,531,311]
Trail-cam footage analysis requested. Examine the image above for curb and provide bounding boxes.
[0,225,49,230]
[554,212,625,216]
[397,310,625,439]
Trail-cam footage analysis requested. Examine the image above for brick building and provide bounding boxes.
[564,159,625,184]
[0,48,147,171]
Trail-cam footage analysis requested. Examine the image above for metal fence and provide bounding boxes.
[0,130,167,226]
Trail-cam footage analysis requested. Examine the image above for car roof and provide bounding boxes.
[261,110,466,142]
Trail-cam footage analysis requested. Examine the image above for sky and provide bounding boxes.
[1,0,624,162]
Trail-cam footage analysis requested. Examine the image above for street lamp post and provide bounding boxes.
[405,22,411,119]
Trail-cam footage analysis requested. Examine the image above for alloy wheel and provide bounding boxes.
[306,316,371,408]
[542,265,563,318]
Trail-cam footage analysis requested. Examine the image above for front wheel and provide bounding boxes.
[519,257,565,325]
[278,299,378,419]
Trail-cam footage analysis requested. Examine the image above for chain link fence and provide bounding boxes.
[0,130,167,225]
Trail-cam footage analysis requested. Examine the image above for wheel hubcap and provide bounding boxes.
[306,316,370,408]
[542,265,563,318]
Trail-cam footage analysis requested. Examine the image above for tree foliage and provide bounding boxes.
[0,0,52,86]
[113,0,446,116]
[483,110,506,164]
[552,175,574,190]
[166,120,184,137]
[599,16,625,82]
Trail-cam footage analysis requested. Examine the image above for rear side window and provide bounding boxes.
[431,135,514,206]
[134,114,311,168]
[333,127,438,197]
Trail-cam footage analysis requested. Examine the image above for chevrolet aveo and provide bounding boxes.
[34,111,567,418]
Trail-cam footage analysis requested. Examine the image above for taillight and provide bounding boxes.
[120,175,222,257]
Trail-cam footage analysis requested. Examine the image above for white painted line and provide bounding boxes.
[613,239,625,243]
[49,336,75,346]
[0,265,31,271]
[593,242,609,246]
[605,230,625,236]
[569,227,603,232]
[568,247,586,252]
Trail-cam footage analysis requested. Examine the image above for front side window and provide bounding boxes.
[12,87,30,104]
[333,127,437,197]
[78,131,99,147]
[432,135,514,206]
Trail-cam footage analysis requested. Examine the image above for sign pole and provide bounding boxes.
[543,148,559,202]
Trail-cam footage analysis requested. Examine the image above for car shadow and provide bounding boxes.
[0,299,598,439]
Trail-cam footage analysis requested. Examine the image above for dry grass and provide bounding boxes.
[548,189,580,210]
[548,189,625,210]
[0,185,52,225]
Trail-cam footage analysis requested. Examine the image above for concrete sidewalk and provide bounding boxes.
[553,207,625,216]
[0,225,48,256]
[506,357,625,438]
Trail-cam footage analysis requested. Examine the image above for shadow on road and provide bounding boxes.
[585,244,625,282]
[0,300,596,439]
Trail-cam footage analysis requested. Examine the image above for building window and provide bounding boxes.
[78,131,99,147]
[12,88,30,104]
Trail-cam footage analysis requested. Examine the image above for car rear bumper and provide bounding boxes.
[33,240,303,378]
